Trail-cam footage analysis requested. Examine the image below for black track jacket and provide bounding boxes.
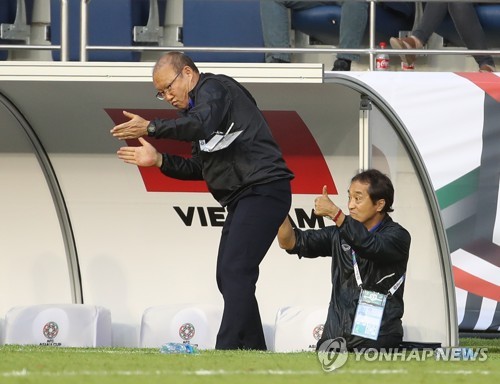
[289,214,411,349]
[150,73,294,206]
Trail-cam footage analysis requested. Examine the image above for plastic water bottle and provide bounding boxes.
[375,42,390,71]
[159,342,198,354]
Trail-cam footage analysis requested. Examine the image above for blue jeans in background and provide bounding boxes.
[260,1,368,63]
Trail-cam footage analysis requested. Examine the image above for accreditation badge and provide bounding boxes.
[351,289,387,340]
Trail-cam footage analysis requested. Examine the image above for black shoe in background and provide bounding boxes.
[269,57,290,64]
[332,59,351,71]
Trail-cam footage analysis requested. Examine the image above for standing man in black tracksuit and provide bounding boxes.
[111,52,294,350]
[278,169,410,351]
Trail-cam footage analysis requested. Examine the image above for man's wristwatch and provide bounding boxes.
[146,121,156,137]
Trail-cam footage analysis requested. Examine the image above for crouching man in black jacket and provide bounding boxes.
[278,169,411,351]
[111,52,294,350]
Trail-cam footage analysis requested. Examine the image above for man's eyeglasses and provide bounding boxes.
[156,71,182,100]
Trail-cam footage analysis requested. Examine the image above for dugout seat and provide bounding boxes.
[273,305,328,352]
[3,304,112,347]
[139,304,222,349]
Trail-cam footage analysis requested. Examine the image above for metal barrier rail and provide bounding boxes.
[80,0,500,69]
[0,0,499,67]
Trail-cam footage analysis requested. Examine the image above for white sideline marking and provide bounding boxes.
[1,368,492,377]
[3,347,154,354]
[431,370,491,375]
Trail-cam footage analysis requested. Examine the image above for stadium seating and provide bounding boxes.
[0,0,33,60]
[3,304,112,347]
[182,0,264,63]
[139,304,222,349]
[181,1,416,63]
[292,3,500,49]
[436,3,500,48]
[273,305,328,352]
[4,1,499,63]
[49,0,165,61]
[291,3,416,47]
[0,2,13,60]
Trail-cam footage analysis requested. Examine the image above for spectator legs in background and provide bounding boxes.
[261,0,293,63]
[390,3,447,67]
[260,1,329,63]
[446,2,495,71]
[333,1,369,71]
[390,2,495,71]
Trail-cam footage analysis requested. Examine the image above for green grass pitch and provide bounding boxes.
[0,338,498,384]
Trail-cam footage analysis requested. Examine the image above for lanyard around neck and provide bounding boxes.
[351,251,405,296]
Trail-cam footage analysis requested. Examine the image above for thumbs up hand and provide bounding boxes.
[314,185,338,219]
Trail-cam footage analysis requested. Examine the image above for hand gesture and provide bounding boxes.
[110,111,149,140]
[117,137,162,167]
[314,185,337,218]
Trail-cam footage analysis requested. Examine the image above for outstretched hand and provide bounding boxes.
[110,111,149,140]
[314,185,337,218]
[117,137,162,167]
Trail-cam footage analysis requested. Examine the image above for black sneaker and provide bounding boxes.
[332,59,351,71]
[269,57,290,64]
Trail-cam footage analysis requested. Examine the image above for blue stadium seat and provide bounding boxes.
[50,0,165,61]
[0,0,34,60]
[436,3,500,48]
[292,3,500,50]
[183,0,264,63]
[291,3,415,47]
[0,0,15,60]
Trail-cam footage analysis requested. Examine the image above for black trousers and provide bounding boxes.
[215,179,292,350]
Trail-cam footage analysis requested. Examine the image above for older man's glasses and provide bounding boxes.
[156,71,182,100]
